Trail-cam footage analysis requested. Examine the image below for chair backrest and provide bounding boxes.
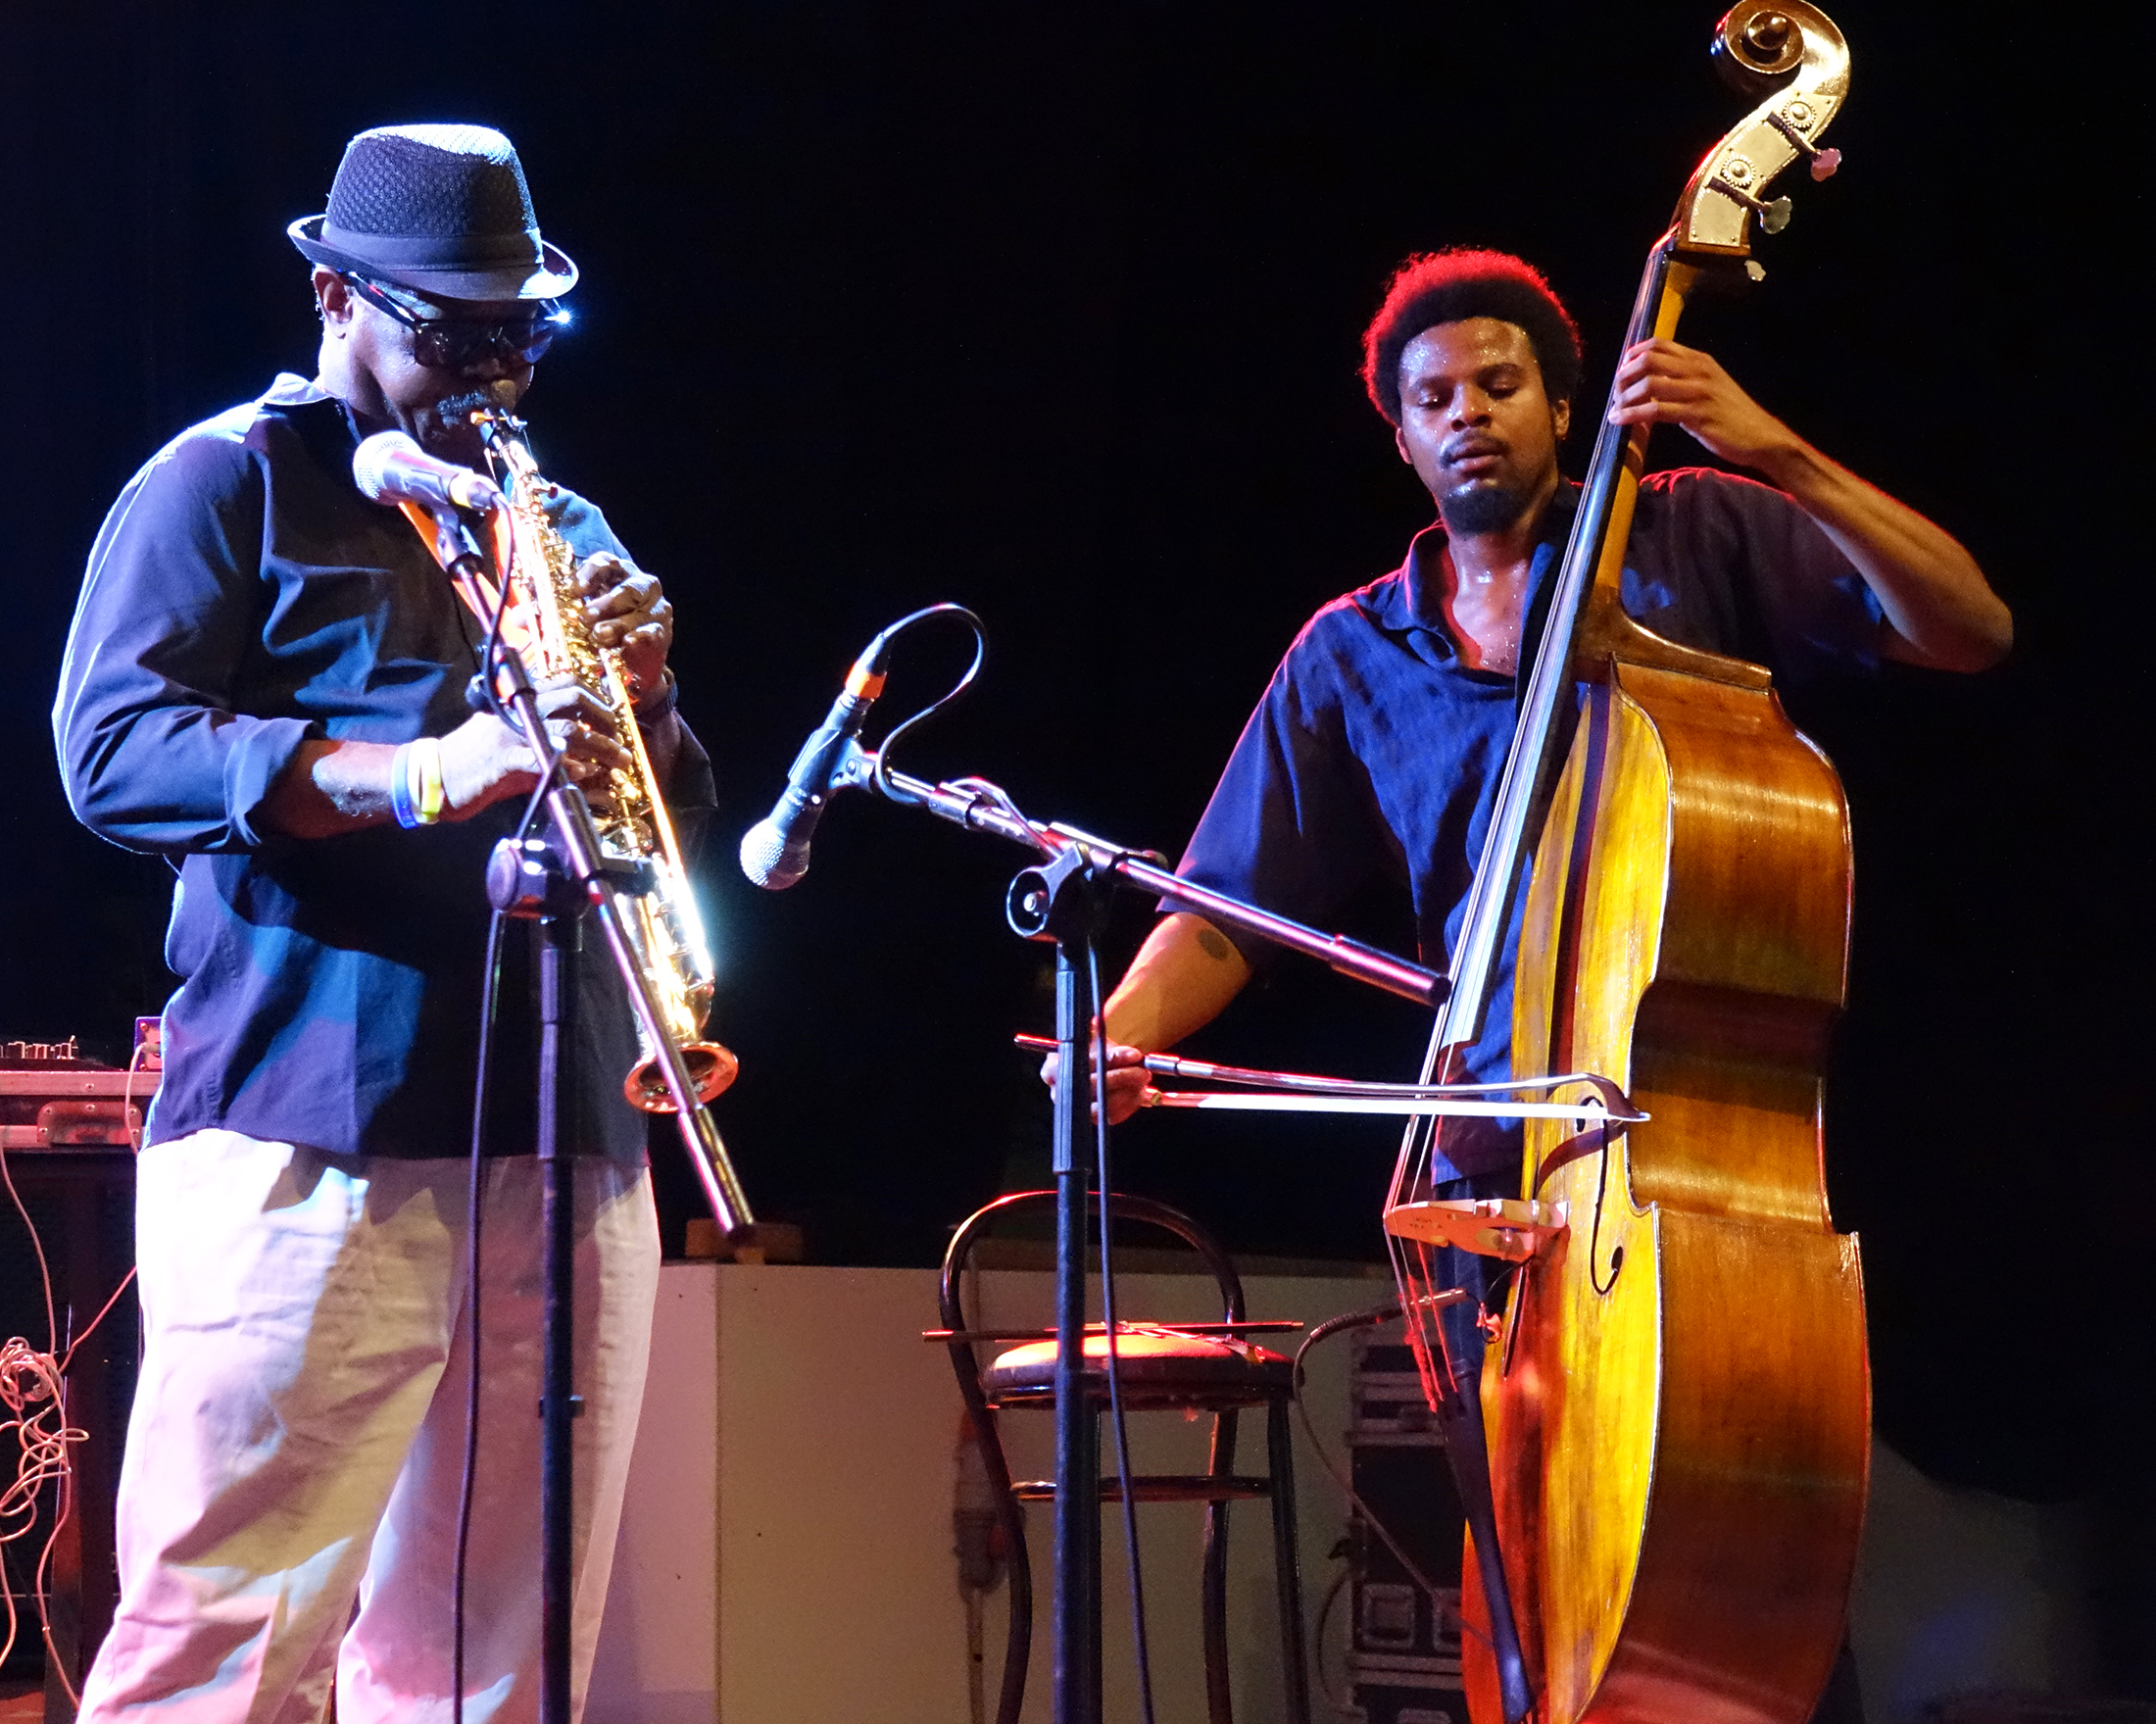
[939,1189,1249,1338]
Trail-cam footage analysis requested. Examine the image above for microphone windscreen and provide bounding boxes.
[739,820,808,891]
[351,431,501,513]
[351,431,423,504]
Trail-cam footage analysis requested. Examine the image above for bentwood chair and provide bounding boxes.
[935,1190,1312,1724]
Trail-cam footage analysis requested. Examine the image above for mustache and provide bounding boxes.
[433,382,517,422]
[414,383,519,457]
[1441,432,1508,465]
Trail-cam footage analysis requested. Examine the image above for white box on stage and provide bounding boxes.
[587,1260,1384,1724]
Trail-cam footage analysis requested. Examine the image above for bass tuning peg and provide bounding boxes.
[1766,107,1843,182]
[1711,171,1795,234]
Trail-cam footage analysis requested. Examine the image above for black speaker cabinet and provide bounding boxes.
[3,1065,146,1722]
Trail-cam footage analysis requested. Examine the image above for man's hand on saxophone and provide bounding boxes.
[257,544,681,841]
[575,549,686,783]
[437,680,639,819]
[576,550,674,707]
[258,681,634,839]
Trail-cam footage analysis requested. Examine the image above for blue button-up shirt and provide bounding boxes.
[53,375,714,1160]
[1176,468,1882,1178]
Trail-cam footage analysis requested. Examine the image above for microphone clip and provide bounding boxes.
[429,505,493,582]
[826,738,875,796]
[1004,846,1101,946]
[488,836,659,920]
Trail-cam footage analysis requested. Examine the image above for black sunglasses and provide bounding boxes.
[343,273,570,369]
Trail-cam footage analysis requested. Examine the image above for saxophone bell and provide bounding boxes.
[626,1042,739,1113]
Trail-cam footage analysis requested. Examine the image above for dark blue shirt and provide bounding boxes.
[53,375,715,1160]
[1176,469,1882,1178]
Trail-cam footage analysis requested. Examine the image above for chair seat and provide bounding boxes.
[984,1329,1294,1410]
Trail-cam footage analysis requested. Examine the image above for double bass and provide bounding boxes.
[1382,7,1869,1719]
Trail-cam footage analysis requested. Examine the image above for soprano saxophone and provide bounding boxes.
[474,409,737,1111]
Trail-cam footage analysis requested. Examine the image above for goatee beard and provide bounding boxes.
[1439,482,1532,535]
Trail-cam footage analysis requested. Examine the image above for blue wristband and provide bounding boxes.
[389,742,419,829]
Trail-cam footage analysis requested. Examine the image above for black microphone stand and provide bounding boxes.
[427,510,756,1724]
[825,749,1524,1724]
[1007,844,1107,1719]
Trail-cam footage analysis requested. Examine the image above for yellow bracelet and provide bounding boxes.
[411,736,445,825]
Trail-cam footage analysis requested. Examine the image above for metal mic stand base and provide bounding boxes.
[1008,850,1104,1724]
[1051,946,1102,1724]
[492,857,591,1724]
[537,910,580,1724]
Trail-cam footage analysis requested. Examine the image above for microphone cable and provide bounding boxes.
[1286,1283,1519,1657]
[864,605,985,802]
[1089,944,1156,1724]
[443,500,569,1724]
[450,530,521,1724]
[452,905,508,1724]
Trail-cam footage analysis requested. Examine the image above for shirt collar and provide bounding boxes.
[1354,480,1583,647]
[261,371,340,413]
[258,372,372,466]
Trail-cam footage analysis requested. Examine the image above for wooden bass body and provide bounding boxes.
[1464,616,1871,1722]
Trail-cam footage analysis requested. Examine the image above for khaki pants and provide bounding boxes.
[76,1130,660,1724]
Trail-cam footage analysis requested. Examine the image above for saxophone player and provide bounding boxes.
[51,123,705,1722]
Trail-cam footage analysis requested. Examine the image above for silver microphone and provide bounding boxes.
[352,430,504,516]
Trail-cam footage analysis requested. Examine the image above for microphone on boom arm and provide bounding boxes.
[738,638,894,890]
[353,429,508,607]
[352,430,505,517]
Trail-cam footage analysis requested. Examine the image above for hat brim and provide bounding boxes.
[288,215,577,302]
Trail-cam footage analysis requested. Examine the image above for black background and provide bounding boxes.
[1,0,2141,1624]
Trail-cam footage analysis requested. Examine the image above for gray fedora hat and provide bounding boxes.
[288,123,577,302]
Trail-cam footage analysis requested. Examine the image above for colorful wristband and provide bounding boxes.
[389,742,418,829]
[411,737,445,825]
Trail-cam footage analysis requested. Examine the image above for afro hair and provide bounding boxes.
[1360,249,1583,426]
